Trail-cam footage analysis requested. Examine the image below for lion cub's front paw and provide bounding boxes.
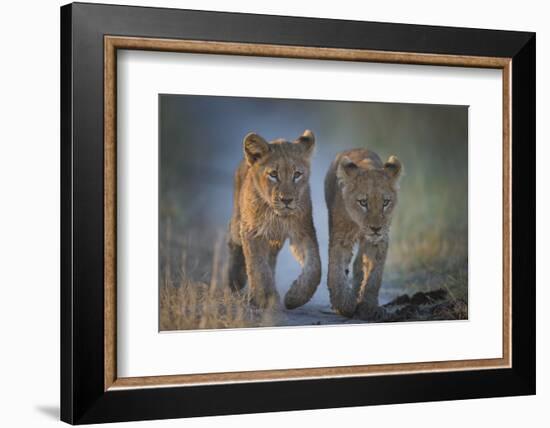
[250,290,281,310]
[333,299,357,318]
[330,288,357,318]
[355,302,387,322]
[284,284,309,310]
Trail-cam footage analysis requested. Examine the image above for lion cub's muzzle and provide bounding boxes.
[273,195,298,216]
[363,225,388,243]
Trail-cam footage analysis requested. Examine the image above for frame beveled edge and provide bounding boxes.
[60,4,74,423]
[104,35,513,391]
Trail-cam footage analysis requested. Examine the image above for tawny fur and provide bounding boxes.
[227,130,322,309]
[324,149,402,319]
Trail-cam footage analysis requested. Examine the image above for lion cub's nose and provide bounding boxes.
[370,226,382,234]
[280,197,293,206]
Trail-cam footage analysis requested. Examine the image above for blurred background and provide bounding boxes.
[159,94,468,329]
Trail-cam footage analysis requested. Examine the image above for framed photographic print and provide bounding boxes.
[60,2,535,424]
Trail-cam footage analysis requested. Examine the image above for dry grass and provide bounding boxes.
[386,232,468,300]
[159,233,279,331]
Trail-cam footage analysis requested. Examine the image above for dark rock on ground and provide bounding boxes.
[354,288,467,322]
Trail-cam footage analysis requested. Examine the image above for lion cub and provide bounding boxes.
[227,130,322,309]
[324,149,402,320]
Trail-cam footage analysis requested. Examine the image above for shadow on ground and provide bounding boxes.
[35,405,59,420]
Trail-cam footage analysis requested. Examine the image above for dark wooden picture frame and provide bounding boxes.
[61,2,535,424]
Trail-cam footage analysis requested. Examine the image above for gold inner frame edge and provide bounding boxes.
[104,36,512,391]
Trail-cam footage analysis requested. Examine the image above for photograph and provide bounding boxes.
[159,94,469,331]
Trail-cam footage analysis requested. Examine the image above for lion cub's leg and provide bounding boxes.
[355,240,388,321]
[241,232,280,309]
[284,230,321,310]
[268,242,281,273]
[227,240,247,291]
[351,241,364,296]
[327,239,358,317]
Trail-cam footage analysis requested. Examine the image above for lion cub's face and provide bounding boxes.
[337,155,402,242]
[244,130,315,217]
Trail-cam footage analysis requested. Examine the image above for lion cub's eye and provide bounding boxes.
[268,171,279,182]
[357,199,368,208]
[383,199,391,208]
[293,171,303,182]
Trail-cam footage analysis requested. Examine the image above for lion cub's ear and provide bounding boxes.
[384,155,403,181]
[295,129,315,159]
[243,132,270,165]
[336,156,359,182]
